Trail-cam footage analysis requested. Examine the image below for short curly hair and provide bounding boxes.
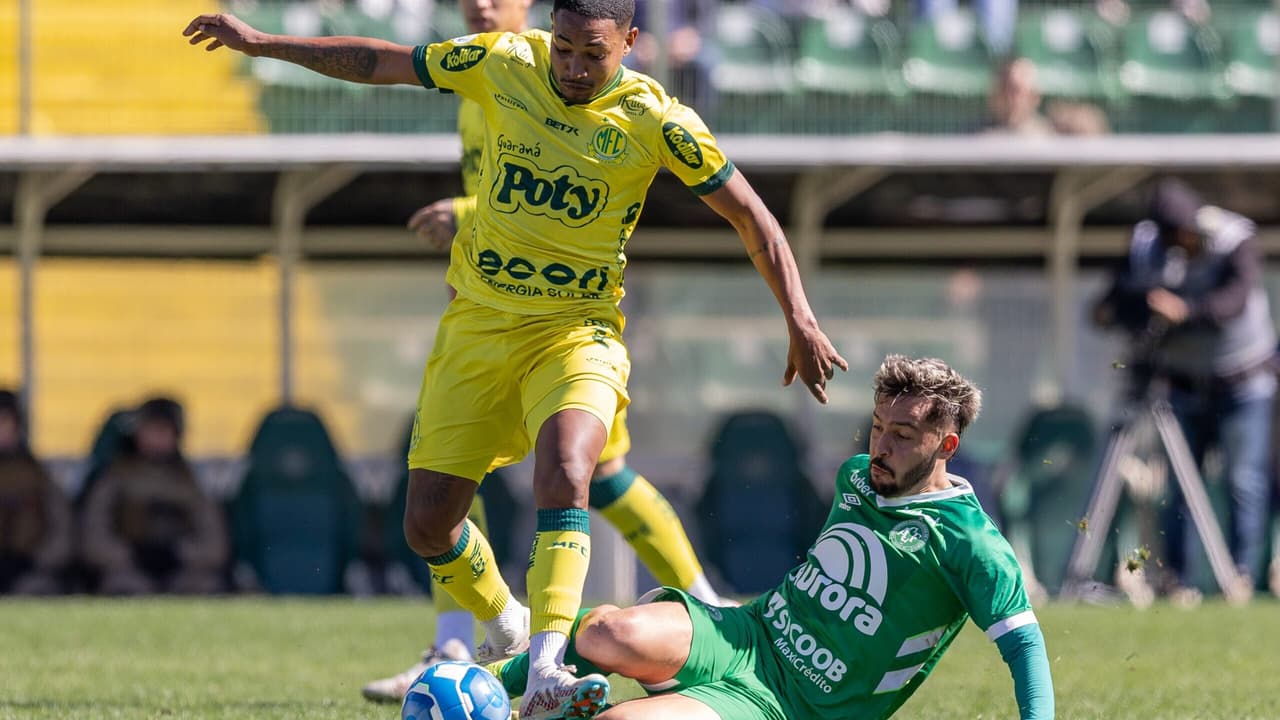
[873,355,982,434]
[553,0,634,26]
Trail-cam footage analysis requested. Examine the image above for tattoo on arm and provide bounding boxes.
[275,44,378,80]
[749,235,787,259]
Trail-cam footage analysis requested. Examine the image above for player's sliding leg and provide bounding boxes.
[520,401,613,720]
[361,496,490,703]
[404,471,529,662]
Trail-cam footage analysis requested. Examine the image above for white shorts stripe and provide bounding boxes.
[984,610,1038,641]
[874,663,925,694]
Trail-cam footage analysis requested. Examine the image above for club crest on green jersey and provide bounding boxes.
[441,45,486,71]
[889,519,930,553]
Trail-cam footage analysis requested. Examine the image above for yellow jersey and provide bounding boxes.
[412,29,734,315]
[450,96,484,234]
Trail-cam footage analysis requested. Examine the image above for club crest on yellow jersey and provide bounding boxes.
[589,125,628,164]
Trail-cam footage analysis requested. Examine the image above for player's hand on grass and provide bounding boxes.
[408,198,458,250]
[183,13,264,55]
[783,323,848,404]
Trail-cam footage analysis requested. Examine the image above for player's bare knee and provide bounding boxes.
[577,606,644,667]
[402,501,456,557]
[533,458,594,508]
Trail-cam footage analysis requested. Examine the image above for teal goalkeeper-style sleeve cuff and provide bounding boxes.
[996,623,1055,719]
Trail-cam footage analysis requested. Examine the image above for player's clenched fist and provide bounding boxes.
[182,13,264,55]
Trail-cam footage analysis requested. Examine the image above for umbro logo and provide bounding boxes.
[838,492,861,510]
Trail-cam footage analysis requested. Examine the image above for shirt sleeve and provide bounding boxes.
[1189,236,1260,326]
[995,623,1055,719]
[657,102,735,196]
[411,32,505,99]
[951,520,1035,635]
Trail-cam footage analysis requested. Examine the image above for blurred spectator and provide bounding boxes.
[0,390,73,595]
[984,57,1110,136]
[916,0,1017,55]
[80,397,228,594]
[983,57,1054,136]
[1093,178,1276,605]
[1046,101,1111,136]
[629,0,716,110]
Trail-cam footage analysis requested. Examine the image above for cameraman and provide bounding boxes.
[1093,178,1276,603]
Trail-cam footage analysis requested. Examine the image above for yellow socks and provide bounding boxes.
[526,508,591,638]
[430,497,488,646]
[424,517,510,622]
[593,468,705,591]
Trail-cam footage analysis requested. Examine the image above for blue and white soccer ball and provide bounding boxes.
[401,660,512,720]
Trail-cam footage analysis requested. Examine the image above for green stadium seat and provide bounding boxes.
[695,411,826,595]
[999,403,1097,594]
[229,406,363,595]
[1118,10,1227,101]
[1221,9,1280,98]
[709,4,797,133]
[902,7,992,97]
[796,7,903,96]
[793,7,904,134]
[1014,8,1119,100]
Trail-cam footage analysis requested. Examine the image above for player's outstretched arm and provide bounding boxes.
[995,623,1055,719]
[700,171,848,404]
[183,13,419,85]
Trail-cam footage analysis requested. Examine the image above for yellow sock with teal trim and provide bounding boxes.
[430,497,489,646]
[526,508,591,638]
[592,467,704,590]
[424,518,510,622]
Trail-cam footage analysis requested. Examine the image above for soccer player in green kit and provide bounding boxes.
[489,355,1054,719]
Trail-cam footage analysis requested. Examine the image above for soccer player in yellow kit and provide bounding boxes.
[362,0,732,704]
[185,2,847,717]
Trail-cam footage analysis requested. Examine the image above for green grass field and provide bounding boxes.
[2,597,1277,719]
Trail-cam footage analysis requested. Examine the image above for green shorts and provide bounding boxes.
[653,588,790,720]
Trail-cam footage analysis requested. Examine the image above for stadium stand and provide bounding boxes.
[228,406,363,594]
[696,410,826,595]
[0,0,260,134]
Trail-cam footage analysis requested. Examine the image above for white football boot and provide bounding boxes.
[518,664,610,720]
[360,638,473,703]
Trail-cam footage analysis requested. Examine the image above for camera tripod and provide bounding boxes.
[1060,377,1248,604]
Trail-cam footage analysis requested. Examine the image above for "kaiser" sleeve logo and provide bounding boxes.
[441,45,487,72]
[661,122,704,169]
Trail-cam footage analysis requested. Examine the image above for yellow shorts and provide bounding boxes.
[408,296,632,481]
[599,407,631,464]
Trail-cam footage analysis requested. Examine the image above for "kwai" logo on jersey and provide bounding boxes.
[662,122,703,169]
[491,153,608,228]
[788,522,886,634]
[441,45,486,71]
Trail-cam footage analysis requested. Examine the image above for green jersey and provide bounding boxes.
[752,454,1037,719]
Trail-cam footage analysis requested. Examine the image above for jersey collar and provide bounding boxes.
[876,474,974,508]
[548,66,625,106]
